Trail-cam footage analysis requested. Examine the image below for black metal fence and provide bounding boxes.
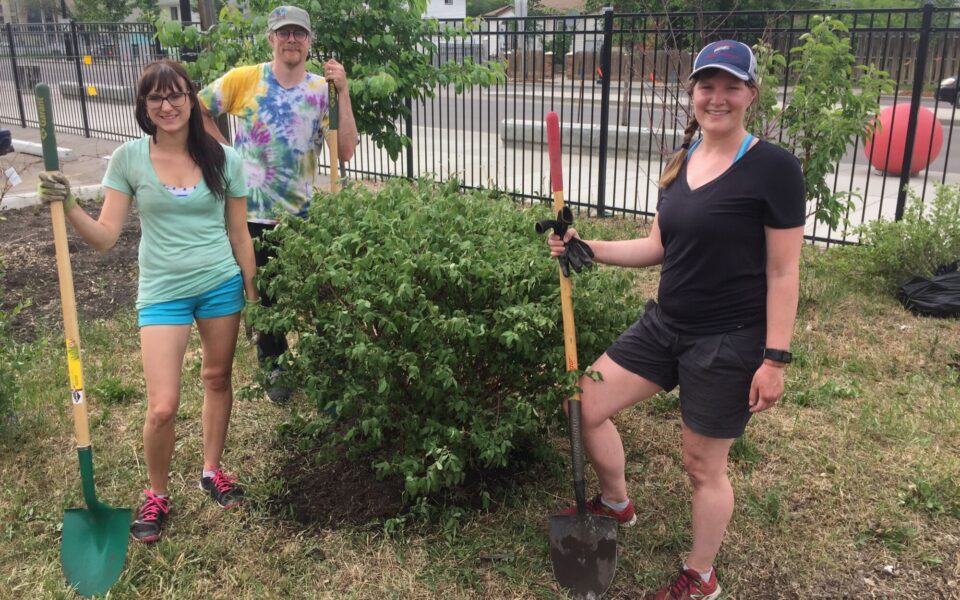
[2,7,959,245]
[0,21,165,141]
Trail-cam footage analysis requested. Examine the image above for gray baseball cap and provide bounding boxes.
[267,5,312,36]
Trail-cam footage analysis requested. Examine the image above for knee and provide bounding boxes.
[145,400,178,429]
[201,366,232,394]
[683,452,726,489]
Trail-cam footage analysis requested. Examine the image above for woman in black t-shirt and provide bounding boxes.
[547,40,805,599]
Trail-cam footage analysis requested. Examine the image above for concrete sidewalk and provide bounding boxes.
[0,125,121,211]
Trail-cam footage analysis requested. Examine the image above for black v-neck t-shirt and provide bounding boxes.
[655,139,805,334]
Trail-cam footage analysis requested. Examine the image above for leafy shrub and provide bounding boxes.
[257,180,643,502]
[858,184,960,289]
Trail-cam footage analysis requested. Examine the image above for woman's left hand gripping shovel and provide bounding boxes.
[536,111,615,600]
[36,83,130,598]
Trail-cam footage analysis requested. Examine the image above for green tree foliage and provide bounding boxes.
[254,180,642,503]
[155,0,504,159]
[466,0,509,17]
[74,0,137,22]
[585,0,820,15]
[748,16,892,229]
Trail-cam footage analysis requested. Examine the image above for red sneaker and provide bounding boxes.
[559,494,637,526]
[647,567,721,600]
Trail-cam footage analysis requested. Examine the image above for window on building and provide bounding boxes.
[170,7,179,20]
[444,0,453,4]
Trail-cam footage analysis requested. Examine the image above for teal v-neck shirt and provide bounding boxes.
[102,136,248,309]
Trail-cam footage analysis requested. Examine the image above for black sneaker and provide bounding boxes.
[266,368,292,404]
[130,490,171,543]
[200,470,245,509]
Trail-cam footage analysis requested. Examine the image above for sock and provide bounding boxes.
[684,564,713,583]
[600,496,630,511]
[149,489,168,498]
[202,468,218,480]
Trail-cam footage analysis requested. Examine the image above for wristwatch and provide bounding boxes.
[763,348,792,364]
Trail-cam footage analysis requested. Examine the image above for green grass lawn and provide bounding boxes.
[1,238,959,599]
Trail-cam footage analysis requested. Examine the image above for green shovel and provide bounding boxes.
[36,83,131,598]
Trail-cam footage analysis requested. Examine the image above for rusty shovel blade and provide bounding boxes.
[548,512,618,599]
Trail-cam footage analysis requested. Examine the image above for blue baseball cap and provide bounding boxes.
[690,40,757,82]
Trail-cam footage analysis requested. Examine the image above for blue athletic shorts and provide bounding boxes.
[138,274,244,327]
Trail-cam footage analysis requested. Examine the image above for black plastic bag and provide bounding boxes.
[896,261,960,318]
[0,129,11,156]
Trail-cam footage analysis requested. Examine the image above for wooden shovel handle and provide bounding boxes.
[37,83,91,448]
[546,112,578,377]
[546,111,587,512]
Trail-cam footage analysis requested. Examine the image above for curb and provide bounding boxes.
[500,118,679,155]
[1,184,104,211]
[12,139,75,162]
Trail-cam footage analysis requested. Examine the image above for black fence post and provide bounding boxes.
[405,97,414,179]
[895,1,935,220]
[7,24,27,128]
[69,21,91,138]
[596,7,614,217]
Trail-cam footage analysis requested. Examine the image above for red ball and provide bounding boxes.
[863,103,944,175]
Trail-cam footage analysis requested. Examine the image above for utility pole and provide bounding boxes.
[180,0,196,61]
[198,0,216,30]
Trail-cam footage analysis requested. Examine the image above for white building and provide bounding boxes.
[424,0,465,19]
[154,0,199,22]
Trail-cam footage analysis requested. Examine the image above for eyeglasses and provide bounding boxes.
[274,28,309,42]
[144,92,188,108]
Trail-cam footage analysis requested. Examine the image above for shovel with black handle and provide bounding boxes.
[327,82,339,193]
[539,111,617,600]
[36,83,130,598]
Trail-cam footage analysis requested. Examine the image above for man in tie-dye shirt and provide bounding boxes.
[199,5,358,402]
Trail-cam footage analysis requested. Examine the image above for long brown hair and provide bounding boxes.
[135,60,227,200]
[658,72,759,189]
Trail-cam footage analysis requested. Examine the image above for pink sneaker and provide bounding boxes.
[130,490,171,543]
[559,494,637,526]
[647,567,721,600]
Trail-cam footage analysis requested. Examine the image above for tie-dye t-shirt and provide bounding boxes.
[199,63,329,223]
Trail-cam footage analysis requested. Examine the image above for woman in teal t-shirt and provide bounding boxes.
[38,60,258,543]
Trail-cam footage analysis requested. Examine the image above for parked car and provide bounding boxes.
[937,75,959,105]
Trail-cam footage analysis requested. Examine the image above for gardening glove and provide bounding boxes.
[536,207,594,277]
[38,171,76,211]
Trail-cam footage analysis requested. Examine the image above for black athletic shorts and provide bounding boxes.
[606,300,765,439]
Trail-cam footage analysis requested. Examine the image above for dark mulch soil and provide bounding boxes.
[267,441,405,528]
[0,201,140,340]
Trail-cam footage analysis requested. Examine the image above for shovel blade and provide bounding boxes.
[549,513,618,599]
[62,505,131,597]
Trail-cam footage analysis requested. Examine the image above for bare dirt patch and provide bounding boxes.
[0,202,140,340]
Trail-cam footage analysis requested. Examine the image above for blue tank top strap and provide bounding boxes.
[685,137,702,158]
[733,134,754,163]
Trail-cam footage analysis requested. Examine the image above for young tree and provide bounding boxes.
[156,0,504,159]
[749,16,892,229]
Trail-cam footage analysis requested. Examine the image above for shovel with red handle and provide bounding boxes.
[539,111,618,599]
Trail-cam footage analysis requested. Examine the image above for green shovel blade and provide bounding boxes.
[61,448,130,597]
